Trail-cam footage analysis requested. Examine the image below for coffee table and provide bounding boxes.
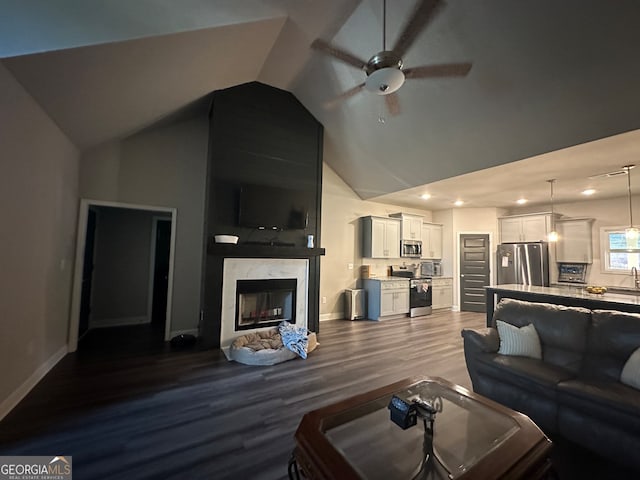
[292,377,552,479]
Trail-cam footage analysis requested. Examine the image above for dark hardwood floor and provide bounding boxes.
[0,311,637,479]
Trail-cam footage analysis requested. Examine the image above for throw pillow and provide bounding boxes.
[621,347,640,390]
[496,320,542,359]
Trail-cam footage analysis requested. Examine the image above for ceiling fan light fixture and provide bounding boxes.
[365,67,405,95]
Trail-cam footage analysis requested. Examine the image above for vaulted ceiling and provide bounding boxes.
[2,0,639,208]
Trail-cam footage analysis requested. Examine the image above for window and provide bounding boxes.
[601,227,640,272]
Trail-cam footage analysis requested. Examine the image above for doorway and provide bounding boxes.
[78,208,97,339]
[150,218,171,327]
[69,200,176,353]
[459,234,490,312]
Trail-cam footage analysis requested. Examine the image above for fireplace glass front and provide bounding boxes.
[235,278,297,330]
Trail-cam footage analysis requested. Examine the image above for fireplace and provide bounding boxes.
[235,278,297,330]
[219,258,309,350]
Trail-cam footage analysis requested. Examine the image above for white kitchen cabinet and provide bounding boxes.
[362,279,410,320]
[390,213,423,241]
[422,223,443,259]
[380,289,409,316]
[431,277,453,309]
[556,218,594,263]
[362,216,401,258]
[499,214,553,243]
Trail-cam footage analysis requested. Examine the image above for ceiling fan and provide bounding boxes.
[312,0,472,116]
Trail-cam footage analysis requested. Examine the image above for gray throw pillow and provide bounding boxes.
[621,347,640,390]
[496,320,542,359]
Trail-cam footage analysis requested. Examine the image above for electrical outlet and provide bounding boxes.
[348,263,354,270]
[322,296,327,304]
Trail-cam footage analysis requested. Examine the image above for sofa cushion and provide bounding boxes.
[557,379,640,434]
[620,347,640,390]
[461,327,499,353]
[497,320,542,359]
[475,353,574,399]
[493,299,590,374]
[582,310,640,381]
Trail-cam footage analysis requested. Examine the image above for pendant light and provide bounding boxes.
[547,179,558,242]
[624,165,638,240]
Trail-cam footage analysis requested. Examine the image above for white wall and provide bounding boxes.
[80,117,208,334]
[435,208,506,310]
[320,164,434,319]
[0,61,79,418]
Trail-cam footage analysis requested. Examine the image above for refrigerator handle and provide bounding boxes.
[516,245,529,285]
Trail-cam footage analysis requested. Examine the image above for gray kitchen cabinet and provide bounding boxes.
[431,277,453,309]
[556,218,594,263]
[499,214,552,243]
[362,278,409,320]
[362,216,401,258]
[422,223,443,259]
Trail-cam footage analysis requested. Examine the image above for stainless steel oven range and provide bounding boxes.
[409,277,432,317]
[389,265,432,317]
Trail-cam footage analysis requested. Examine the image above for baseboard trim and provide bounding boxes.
[0,345,67,421]
[320,312,344,322]
[169,328,198,339]
[90,316,150,328]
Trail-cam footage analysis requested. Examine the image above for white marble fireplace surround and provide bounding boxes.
[220,258,309,354]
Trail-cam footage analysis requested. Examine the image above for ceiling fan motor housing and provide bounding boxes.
[364,51,405,94]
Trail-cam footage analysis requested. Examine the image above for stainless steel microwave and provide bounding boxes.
[401,240,422,258]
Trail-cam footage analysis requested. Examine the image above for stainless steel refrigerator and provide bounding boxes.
[497,242,549,286]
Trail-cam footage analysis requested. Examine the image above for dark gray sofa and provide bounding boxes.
[461,298,640,470]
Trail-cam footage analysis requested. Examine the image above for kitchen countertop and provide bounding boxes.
[484,283,640,326]
[363,276,410,282]
[487,284,640,306]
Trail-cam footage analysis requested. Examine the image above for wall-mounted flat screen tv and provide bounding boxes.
[238,184,311,230]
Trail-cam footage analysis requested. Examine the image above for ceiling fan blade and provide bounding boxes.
[311,39,367,70]
[385,93,401,116]
[403,62,472,79]
[324,83,366,109]
[392,0,443,59]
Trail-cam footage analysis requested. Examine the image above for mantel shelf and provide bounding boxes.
[209,243,325,259]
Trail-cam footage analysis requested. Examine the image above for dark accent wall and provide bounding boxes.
[201,82,324,348]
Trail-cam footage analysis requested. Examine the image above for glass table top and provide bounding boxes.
[325,380,520,479]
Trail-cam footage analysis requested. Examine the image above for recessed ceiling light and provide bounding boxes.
[420,193,431,200]
[582,189,596,196]
[454,200,464,207]
[516,198,528,205]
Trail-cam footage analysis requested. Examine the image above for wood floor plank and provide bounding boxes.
[1,310,635,479]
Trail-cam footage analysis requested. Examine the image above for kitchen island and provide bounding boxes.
[485,284,640,326]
